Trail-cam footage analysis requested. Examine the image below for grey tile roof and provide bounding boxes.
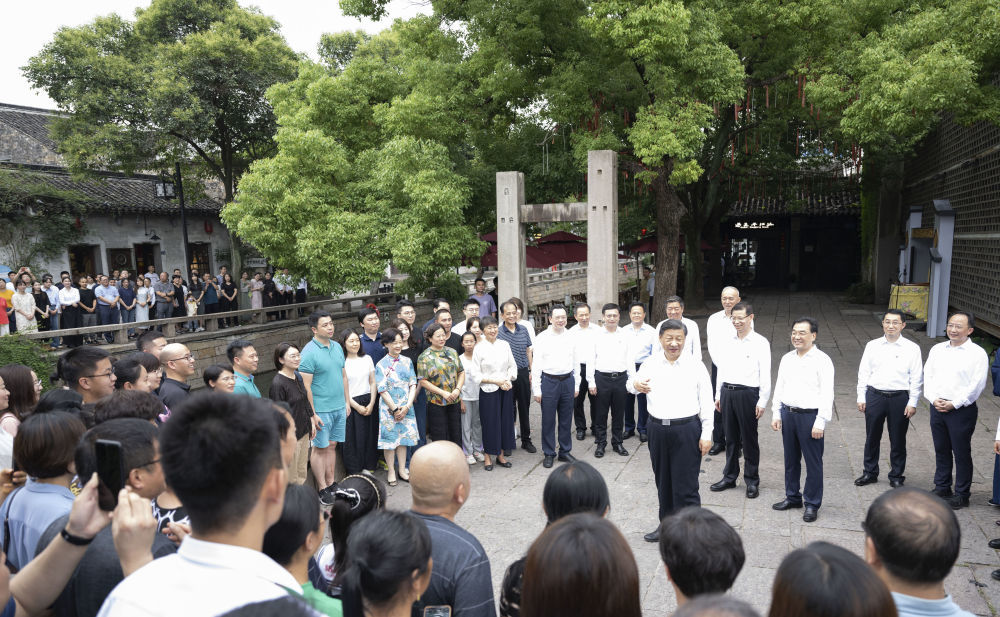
[728,190,860,217]
[0,103,62,151]
[0,163,222,214]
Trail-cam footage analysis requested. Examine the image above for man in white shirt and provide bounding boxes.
[771,317,834,523]
[623,302,657,441]
[924,311,989,509]
[629,319,713,542]
[710,302,771,499]
[98,393,302,617]
[654,295,701,362]
[588,303,635,458]
[532,305,580,468]
[705,287,741,455]
[855,309,924,489]
[570,303,598,441]
[452,298,480,336]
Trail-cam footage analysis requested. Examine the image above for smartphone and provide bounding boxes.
[424,607,452,617]
[95,439,125,511]
[11,457,19,473]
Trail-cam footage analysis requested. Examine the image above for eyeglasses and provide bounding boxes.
[86,370,115,379]
[137,458,160,468]
[32,379,42,387]
[882,320,903,326]
[168,354,195,363]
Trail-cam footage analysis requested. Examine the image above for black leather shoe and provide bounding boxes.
[623,430,636,439]
[708,443,725,456]
[503,449,512,457]
[497,459,512,468]
[932,488,953,498]
[484,464,494,471]
[746,485,759,499]
[613,444,629,456]
[521,440,537,454]
[543,455,554,468]
[772,499,803,511]
[576,429,586,441]
[639,432,648,443]
[854,473,878,486]
[988,538,1000,549]
[948,495,970,510]
[889,479,904,488]
[594,445,605,458]
[644,530,660,543]
[710,479,737,492]
[992,570,1000,582]
[803,506,818,522]
[557,452,577,463]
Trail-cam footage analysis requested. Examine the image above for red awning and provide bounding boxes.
[479,244,562,269]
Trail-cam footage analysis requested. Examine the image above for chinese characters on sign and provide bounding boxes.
[735,222,775,229]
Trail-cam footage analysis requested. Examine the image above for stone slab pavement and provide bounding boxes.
[374,290,1000,616]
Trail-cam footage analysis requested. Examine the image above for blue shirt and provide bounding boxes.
[233,371,261,398]
[361,331,387,366]
[892,592,974,617]
[203,283,219,304]
[94,284,119,306]
[470,293,497,317]
[0,479,74,570]
[497,323,532,369]
[299,337,347,412]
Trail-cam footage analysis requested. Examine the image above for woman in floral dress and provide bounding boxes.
[376,327,418,484]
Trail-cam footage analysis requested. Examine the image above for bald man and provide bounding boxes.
[410,442,495,617]
[158,343,196,411]
[706,287,741,454]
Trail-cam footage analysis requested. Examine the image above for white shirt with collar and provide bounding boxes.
[587,326,636,384]
[97,536,304,617]
[923,338,988,409]
[569,323,599,368]
[706,309,736,365]
[715,330,772,409]
[654,317,702,361]
[771,345,835,430]
[856,335,924,407]
[58,287,80,306]
[628,353,714,441]
[470,338,518,394]
[531,327,580,397]
[623,321,657,365]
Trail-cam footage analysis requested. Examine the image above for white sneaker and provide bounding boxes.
[473,451,485,462]
[466,454,477,465]
[196,326,205,332]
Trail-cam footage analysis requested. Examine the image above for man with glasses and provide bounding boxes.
[61,346,117,408]
[923,311,989,509]
[854,309,924,489]
[158,343,196,410]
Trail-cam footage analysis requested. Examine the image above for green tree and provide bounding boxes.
[22,0,299,274]
[0,172,86,272]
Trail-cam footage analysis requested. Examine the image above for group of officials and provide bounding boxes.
[528,286,990,543]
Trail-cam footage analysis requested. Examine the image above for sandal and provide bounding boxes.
[387,470,398,487]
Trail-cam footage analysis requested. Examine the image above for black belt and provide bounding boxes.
[648,414,699,426]
[783,405,818,414]
[722,383,758,391]
[543,372,572,382]
[595,370,625,379]
[867,386,907,397]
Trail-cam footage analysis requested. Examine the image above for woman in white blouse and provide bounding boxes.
[135,276,152,326]
[471,316,517,470]
[57,277,82,348]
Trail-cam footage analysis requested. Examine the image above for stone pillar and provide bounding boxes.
[587,150,618,312]
[496,171,527,305]
[926,199,955,338]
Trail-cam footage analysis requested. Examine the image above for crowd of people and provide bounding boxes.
[0,265,309,345]
[0,276,996,616]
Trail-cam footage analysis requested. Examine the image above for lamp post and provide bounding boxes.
[153,165,191,277]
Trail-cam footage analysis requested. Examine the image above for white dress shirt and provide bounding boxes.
[706,310,736,365]
[518,319,536,344]
[470,338,517,394]
[97,537,305,617]
[628,353,715,441]
[771,346,835,430]
[856,336,924,407]
[569,323,599,368]
[715,330,772,409]
[531,327,580,396]
[623,322,657,365]
[654,317,701,360]
[923,339,989,409]
[587,326,636,384]
[58,287,80,307]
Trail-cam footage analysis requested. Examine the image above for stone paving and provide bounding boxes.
[375,290,1000,616]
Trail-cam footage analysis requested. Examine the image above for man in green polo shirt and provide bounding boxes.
[228,340,261,398]
[300,310,349,504]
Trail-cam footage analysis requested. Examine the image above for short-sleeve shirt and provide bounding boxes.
[299,337,347,412]
[497,323,532,369]
[470,293,497,317]
[233,372,261,398]
[152,281,173,304]
[416,346,464,406]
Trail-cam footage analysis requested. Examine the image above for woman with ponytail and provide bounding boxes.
[314,472,387,595]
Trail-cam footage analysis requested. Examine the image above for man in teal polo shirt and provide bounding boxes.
[300,310,349,503]
[228,339,261,398]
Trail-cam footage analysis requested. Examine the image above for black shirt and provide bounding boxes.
[269,371,315,440]
[445,332,463,355]
[79,288,96,311]
[157,377,190,411]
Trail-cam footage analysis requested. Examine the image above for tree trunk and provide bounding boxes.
[650,169,683,325]
[682,222,704,308]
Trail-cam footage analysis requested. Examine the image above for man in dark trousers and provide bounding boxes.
[531,305,580,468]
[631,320,713,542]
[587,303,634,459]
[498,300,535,454]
